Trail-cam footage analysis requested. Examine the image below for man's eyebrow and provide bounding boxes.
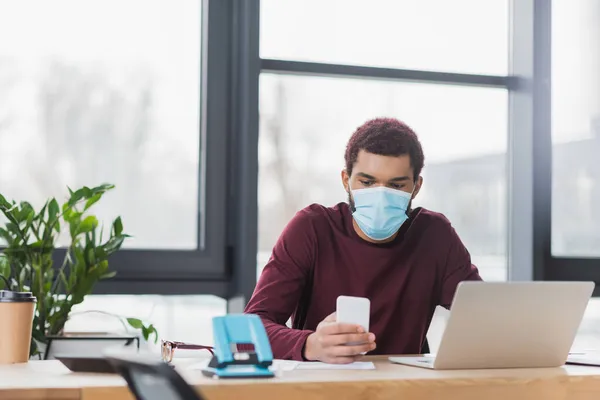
[355,172,411,182]
[389,176,411,182]
[356,172,376,180]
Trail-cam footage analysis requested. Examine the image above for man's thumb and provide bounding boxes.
[323,312,337,322]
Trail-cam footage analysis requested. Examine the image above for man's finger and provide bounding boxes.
[321,333,372,346]
[320,322,364,335]
[323,312,337,322]
[329,342,375,357]
[322,355,361,365]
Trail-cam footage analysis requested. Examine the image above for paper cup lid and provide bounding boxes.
[0,290,36,303]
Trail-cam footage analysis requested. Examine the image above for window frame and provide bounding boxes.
[92,0,245,295]
[0,0,261,301]
[257,0,600,297]
[98,0,262,299]
[528,0,600,294]
[257,4,514,287]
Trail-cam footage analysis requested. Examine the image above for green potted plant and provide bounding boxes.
[0,183,157,357]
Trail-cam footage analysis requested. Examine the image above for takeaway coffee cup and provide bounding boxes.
[0,290,36,364]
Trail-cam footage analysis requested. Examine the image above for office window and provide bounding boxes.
[260,0,509,75]
[551,0,600,257]
[0,0,201,250]
[258,74,508,282]
[548,0,600,352]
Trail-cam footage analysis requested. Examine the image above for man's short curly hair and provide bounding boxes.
[344,118,425,181]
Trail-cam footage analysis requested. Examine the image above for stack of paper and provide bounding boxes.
[188,359,376,372]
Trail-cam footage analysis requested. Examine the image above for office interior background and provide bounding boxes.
[0,0,598,353]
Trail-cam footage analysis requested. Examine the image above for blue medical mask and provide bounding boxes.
[351,186,412,241]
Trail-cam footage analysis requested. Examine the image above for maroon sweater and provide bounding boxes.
[244,203,482,360]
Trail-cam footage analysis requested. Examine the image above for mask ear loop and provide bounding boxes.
[405,186,417,218]
[345,177,356,212]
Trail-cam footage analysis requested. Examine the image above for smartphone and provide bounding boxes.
[336,295,370,346]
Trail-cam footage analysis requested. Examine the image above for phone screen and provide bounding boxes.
[336,295,370,345]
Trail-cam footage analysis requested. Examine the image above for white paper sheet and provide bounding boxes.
[188,359,299,372]
[295,361,375,370]
[188,359,376,371]
[271,359,300,371]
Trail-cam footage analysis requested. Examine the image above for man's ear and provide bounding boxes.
[341,169,350,192]
[412,176,423,198]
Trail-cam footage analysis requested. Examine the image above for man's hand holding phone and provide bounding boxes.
[303,312,376,364]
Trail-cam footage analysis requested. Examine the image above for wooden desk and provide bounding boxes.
[2,356,600,400]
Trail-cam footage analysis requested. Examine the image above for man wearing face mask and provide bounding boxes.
[244,117,482,364]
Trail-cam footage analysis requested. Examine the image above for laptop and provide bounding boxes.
[389,281,594,370]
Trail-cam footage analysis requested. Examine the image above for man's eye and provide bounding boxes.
[360,180,374,186]
[389,183,404,190]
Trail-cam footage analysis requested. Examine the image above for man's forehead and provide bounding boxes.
[355,150,411,164]
[354,151,414,178]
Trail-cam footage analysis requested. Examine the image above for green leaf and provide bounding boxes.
[94,246,108,260]
[59,271,69,293]
[43,279,52,293]
[63,208,81,223]
[23,210,37,240]
[71,275,96,304]
[0,254,10,272]
[19,267,28,287]
[84,193,102,211]
[141,326,154,342]
[67,188,85,207]
[85,246,95,267]
[66,212,83,237]
[35,201,48,237]
[73,246,85,265]
[0,227,12,245]
[19,201,34,222]
[22,203,34,221]
[0,256,10,289]
[146,324,158,344]
[68,262,77,288]
[113,217,123,237]
[93,183,115,193]
[126,318,144,329]
[91,225,97,248]
[29,240,54,255]
[0,193,11,209]
[37,201,48,221]
[48,198,60,232]
[2,202,18,216]
[6,222,20,236]
[99,271,116,280]
[102,236,125,256]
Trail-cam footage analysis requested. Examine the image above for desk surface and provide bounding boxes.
[2,356,600,400]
